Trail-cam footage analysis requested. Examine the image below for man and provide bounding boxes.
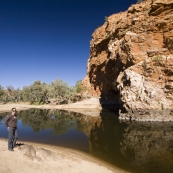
[5,108,18,151]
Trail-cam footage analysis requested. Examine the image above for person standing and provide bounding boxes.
[5,108,18,151]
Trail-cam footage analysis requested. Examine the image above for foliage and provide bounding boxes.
[48,79,71,99]
[21,86,31,102]
[75,80,85,93]
[104,16,108,22]
[152,55,163,65]
[0,85,4,101]
[29,81,48,104]
[0,85,22,103]
[137,0,145,3]
[0,78,89,104]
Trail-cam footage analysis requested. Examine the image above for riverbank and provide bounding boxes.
[0,97,102,116]
[0,100,129,173]
[0,138,128,173]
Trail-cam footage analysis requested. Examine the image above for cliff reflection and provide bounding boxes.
[120,121,173,173]
[89,115,173,173]
[89,111,135,172]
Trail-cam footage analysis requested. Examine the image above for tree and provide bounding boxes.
[48,79,70,100]
[29,81,48,104]
[0,78,88,104]
[0,85,4,102]
[75,80,85,93]
[21,86,31,102]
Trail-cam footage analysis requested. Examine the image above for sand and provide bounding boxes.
[0,99,129,173]
[0,139,130,173]
[0,97,102,116]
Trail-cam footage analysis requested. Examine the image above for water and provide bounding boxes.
[0,109,173,173]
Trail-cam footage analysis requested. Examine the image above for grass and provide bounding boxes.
[152,55,163,65]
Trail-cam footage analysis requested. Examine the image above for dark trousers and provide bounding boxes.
[8,127,18,150]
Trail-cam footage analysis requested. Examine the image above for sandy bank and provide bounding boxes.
[0,139,128,173]
[0,100,129,173]
[0,98,102,116]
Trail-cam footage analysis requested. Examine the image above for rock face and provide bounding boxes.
[83,0,173,121]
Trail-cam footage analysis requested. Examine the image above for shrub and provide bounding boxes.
[137,0,145,3]
[153,55,163,65]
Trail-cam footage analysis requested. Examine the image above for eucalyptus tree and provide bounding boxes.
[48,79,71,101]
[3,85,16,102]
[13,88,23,102]
[0,85,4,102]
[21,86,31,102]
[0,78,89,104]
[29,80,48,104]
[75,80,85,93]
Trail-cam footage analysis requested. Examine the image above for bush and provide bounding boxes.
[153,55,163,65]
[137,0,145,3]
[0,78,89,104]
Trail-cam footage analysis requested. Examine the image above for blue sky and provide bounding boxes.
[0,0,137,89]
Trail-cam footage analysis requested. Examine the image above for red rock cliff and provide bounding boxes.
[83,0,173,121]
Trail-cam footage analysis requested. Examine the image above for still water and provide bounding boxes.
[0,109,173,173]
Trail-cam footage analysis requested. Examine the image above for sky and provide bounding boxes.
[0,0,137,89]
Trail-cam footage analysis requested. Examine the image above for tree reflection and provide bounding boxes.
[0,112,9,125]
[18,109,93,136]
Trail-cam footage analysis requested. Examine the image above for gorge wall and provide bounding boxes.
[83,0,173,121]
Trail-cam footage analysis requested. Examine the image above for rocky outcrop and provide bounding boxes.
[83,0,173,121]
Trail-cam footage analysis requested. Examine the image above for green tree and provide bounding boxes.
[29,81,48,104]
[75,80,85,93]
[0,85,4,102]
[0,78,88,104]
[21,86,31,102]
[48,79,71,100]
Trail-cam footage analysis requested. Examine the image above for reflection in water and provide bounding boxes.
[120,121,173,173]
[89,113,173,173]
[0,109,173,173]
[0,109,99,153]
[89,111,136,172]
[0,113,6,123]
[19,109,82,135]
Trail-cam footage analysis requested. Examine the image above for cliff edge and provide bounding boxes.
[83,0,173,121]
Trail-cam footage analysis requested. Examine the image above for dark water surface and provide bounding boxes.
[0,109,173,173]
